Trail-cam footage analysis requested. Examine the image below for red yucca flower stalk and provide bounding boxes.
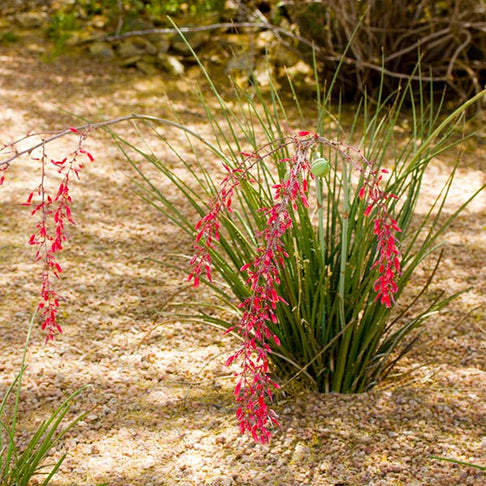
[190,132,402,442]
[21,129,94,341]
[358,168,401,308]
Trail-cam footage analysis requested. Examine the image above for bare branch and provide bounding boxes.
[105,22,320,52]
[0,115,226,168]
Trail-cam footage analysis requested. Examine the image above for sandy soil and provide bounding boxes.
[0,37,485,486]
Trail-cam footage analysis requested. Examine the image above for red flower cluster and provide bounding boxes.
[188,162,244,288]
[358,169,402,307]
[23,133,93,341]
[190,137,314,442]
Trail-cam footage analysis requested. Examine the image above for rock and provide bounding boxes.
[137,38,158,55]
[136,59,159,76]
[171,32,207,55]
[253,59,275,87]
[226,51,254,76]
[117,36,158,59]
[271,43,301,68]
[225,50,275,88]
[255,30,274,50]
[87,14,107,29]
[64,31,97,47]
[157,53,185,76]
[89,41,115,59]
[282,59,314,83]
[154,37,171,54]
[123,18,154,33]
[292,443,310,462]
[15,11,48,28]
[119,55,141,67]
[255,30,301,69]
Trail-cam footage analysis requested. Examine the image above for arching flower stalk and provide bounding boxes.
[22,129,94,341]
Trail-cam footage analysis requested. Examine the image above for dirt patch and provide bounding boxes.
[0,43,485,486]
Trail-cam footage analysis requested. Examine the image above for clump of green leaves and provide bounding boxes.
[45,9,77,56]
[0,31,18,43]
[0,314,87,486]
[145,0,226,17]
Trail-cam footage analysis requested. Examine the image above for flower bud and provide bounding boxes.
[310,158,330,177]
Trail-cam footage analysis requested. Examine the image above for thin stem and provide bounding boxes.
[0,115,228,167]
[315,174,328,346]
[39,145,48,267]
[7,312,37,474]
[315,176,326,266]
[333,161,352,391]
[338,163,349,329]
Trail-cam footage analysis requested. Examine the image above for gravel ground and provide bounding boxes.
[0,38,485,486]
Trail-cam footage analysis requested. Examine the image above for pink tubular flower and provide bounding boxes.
[188,166,240,288]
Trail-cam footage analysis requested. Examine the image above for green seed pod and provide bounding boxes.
[311,158,331,177]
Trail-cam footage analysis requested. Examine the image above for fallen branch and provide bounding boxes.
[105,21,319,51]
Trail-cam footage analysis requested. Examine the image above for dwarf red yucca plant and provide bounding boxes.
[0,313,87,486]
[187,132,403,442]
[1,66,484,442]
[113,67,484,441]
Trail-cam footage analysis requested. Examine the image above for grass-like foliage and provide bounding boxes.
[431,456,486,471]
[109,49,484,440]
[0,314,87,485]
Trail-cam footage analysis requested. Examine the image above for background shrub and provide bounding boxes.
[282,0,486,100]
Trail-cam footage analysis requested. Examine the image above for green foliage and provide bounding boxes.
[0,315,87,486]
[144,0,226,17]
[110,43,484,394]
[0,31,19,43]
[431,456,486,471]
[45,9,77,55]
[47,0,227,29]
